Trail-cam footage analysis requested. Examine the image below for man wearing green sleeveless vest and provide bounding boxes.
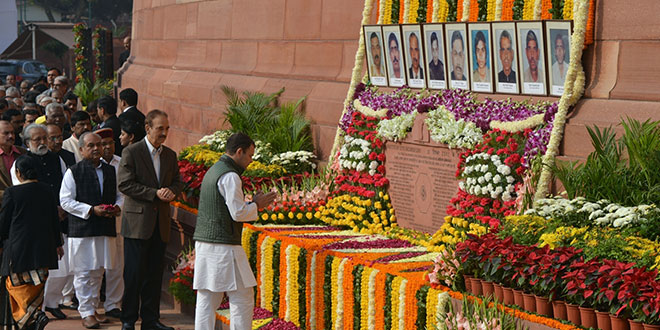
[193,133,276,330]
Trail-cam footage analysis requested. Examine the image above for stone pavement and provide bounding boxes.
[44,305,195,330]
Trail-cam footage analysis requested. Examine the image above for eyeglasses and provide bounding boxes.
[48,136,63,142]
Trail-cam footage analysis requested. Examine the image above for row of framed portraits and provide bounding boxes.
[364,20,573,96]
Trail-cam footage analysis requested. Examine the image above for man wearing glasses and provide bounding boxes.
[497,30,517,83]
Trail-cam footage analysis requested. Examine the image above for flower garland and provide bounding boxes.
[353,99,389,118]
[494,0,503,19]
[427,0,434,22]
[501,0,515,20]
[563,0,573,18]
[534,0,589,200]
[486,0,496,20]
[399,0,406,23]
[541,0,553,19]
[330,0,376,162]
[92,25,104,80]
[468,0,478,21]
[461,0,470,21]
[260,237,275,310]
[334,258,348,330]
[367,269,378,330]
[377,111,417,142]
[490,113,545,132]
[379,0,389,23]
[72,23,87,84]
[532,0,542,19]
[522,0,534,19]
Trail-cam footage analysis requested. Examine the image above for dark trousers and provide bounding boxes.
[121,222,166,326]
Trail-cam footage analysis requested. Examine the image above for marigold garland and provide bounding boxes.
[456,0,464,21]
[486,0,496,21]
[427,0,434,22]
[532,0,542,19]
[541,0,553,19]
[399,0,406,23]
[501,0,514,19]
[383,0,394,24]
[469,0,479,21]
[522,0,534,19]
[563,0,573,18]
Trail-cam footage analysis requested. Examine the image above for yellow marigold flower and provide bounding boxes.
[296,213,303,220]
[379,191,384,198]
[383,194,389,201]
[306,212,313,220]
[271,214,277,221]
[277,213,285,220]
[261,213,268,221]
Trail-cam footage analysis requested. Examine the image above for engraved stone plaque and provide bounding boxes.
[384,115,462,233]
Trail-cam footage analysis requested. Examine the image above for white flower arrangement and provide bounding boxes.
[377,111,417,142]
[459,152,517,201]
[338,135,381,175]
[270,150,317,174]
[198,129,233,152]
[526,197,660,228]
[253,140,272,162]
[425,106,483,149]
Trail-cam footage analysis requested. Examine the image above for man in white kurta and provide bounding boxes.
[59,132,123,328]
[192,133,276,330]
[97,128,124,318]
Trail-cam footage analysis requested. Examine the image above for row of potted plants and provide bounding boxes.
[435,233,660,329]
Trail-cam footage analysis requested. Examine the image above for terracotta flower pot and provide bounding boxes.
[595,311,612,330]
[552,300,567,321]
[493,283,503,302]
[469,277,482,296]
[535,296,552,317]
[502,287,514,305]
[566,303,582,326]
[629,320,644,330]
[642,324,660,330]
[463,274,473,293]
[481,281,494,298]
[522,293,537,313]
[513,289,524,308]
[579,306,597,329]
[609,314,630,330]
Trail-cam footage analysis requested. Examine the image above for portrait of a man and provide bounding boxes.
[369,32,385,77]
[497,30,516,84]
[428,32,445,81]
[449,30,467,81]
[551,32,568,86]
[471,30,490,83]
[518,23,546,95]
[522,30,545,84]
[407,32,424,79]
[364,26,387,86]
[382,27,406,88]
[546,21,572,96]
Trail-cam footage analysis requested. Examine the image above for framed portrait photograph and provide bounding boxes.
[422,24,447,89]
[492,22,520,94]
[382,25,406,88]
[517,21,547,95]
[363,25,388,87]
[468,23,494,93]
[402,24,426,89]
[445,23,469,90]
[545,20,573,96]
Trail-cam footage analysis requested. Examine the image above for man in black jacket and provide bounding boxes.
[118,89,145,126]
[97,96,123,156]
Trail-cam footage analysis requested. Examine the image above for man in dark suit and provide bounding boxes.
[0,121,27,198]
[118,89,145,126]
[117,110,183,330]
[118,37,131,68]
[46,124,76,167]
[97,96,123,157]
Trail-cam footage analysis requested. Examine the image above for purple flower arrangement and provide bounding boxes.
[345,85,559,167]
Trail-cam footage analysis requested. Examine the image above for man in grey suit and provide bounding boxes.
[117,110,183,330]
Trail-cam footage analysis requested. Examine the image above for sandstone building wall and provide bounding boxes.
[120,0,660,161]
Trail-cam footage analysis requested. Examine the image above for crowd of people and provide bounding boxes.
[0,71,183,330]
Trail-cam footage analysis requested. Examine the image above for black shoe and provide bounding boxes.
[122,322,136,330]
[105,308,122,318]
[141,321,174,330]
[33,311,49,330]
[59,301,78,310]
[45,306,67,320]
